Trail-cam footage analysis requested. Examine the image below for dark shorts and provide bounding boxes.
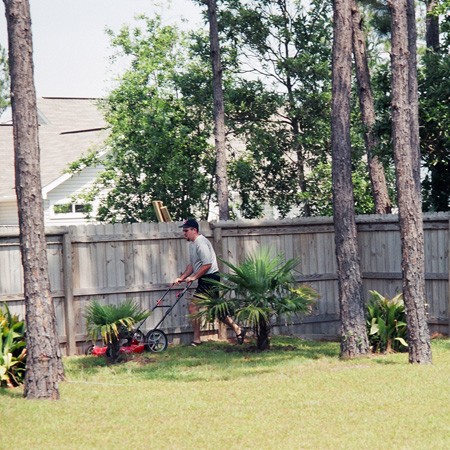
[195,272,220,297]
[194,272,228,319]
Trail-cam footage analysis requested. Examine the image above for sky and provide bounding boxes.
[0,0,204,98]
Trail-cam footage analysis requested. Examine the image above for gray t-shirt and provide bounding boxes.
[189,234,219,275]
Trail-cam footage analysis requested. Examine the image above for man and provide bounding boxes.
[175,218,245,346]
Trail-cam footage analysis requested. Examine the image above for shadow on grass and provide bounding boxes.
[65,336,340,383]
[371,356,406,365]
[0,386,23,398]
[369,337,450,365]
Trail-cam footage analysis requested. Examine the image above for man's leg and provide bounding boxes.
[221,315,246,344]
[188,297,202,344]
[221,315,240,335]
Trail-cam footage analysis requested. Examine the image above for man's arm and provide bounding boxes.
[175,264,193,284]
[185,264,212,283]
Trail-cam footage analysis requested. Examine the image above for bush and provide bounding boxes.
[366,290,408,353]
[84,299,150,361]
[195,247,318,350]
[0,303,26,387]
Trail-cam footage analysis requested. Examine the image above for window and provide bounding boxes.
[53,203,92,214]
[75,204,92,213]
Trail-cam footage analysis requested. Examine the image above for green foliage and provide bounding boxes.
[195,247,318,349]
[299,159,381,216]
[76,16,215,222]
[66,149,101,174]
[227,117,302,218]
[363,1,450,212]
[361,0,391,37]
[366,290,408,353]
[0,304,26,388]
[0,45,10,114]
[84,299,149,349]
[419,50,450,212]
[431,0,450,16]
[218,0,334,218]
[70,2,403,220]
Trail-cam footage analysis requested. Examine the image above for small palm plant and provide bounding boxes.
[84,299,149,361]
[195,248,318,350]
[366,290,408,353]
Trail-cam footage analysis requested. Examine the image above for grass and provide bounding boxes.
[1,336,449,450]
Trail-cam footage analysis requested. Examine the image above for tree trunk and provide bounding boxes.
[207,0,229,220]
[351,0,392,214]
[425,0,439,51]
[331,0,369,359]
[106,338,122,363]
[4,0,64,398]
[389,0,432,364]
[256,321,270,351]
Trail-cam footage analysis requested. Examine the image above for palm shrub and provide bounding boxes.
[84,299,149,361]
[366,290,408,353]
[0,303,26,388]
[195,248,319,350]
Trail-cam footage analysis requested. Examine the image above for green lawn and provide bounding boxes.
[1,337,449,450]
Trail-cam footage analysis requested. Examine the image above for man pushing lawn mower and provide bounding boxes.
[174,218,246,346]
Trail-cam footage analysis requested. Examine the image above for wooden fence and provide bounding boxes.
[0,213,448,355]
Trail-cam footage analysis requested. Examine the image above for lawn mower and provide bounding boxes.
[85,282,192,356]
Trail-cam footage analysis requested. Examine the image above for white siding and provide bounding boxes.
[45,164,105,225]
[0,165,105,226]
[0,201,18,225]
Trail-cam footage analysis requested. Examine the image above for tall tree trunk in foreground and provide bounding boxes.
[4,0,64,398]
[351,0,392,214]
[207,0,229,220]
[389,0,432,364]
[332,0,369,358]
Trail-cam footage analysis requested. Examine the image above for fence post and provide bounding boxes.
[212,222,228,340]
[62,232,76,355]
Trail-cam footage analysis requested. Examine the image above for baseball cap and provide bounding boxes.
[180,218,199,230]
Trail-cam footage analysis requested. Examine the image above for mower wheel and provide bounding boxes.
[146,329,168,353]
[85,344,94,355]
[132,330,145,344]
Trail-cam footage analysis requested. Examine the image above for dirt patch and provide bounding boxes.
[431,332,448,340]
[120,353,158,365]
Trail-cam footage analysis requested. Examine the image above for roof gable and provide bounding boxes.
[0,97,108,201]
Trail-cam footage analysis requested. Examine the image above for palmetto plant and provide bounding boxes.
[84,299,149,361]
[195,248,318,350]
[0,303,26,387]
[366,290,408,353]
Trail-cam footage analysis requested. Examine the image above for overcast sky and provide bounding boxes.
[0,0,204,98]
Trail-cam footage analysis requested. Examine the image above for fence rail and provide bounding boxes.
[1,212,448,355]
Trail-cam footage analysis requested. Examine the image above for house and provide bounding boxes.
[0,97,108,225]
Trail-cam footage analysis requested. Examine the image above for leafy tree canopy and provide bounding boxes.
[71,1,450,221]
[214,0,335,217]
[82,16,216,222]
[419,41,450,210]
